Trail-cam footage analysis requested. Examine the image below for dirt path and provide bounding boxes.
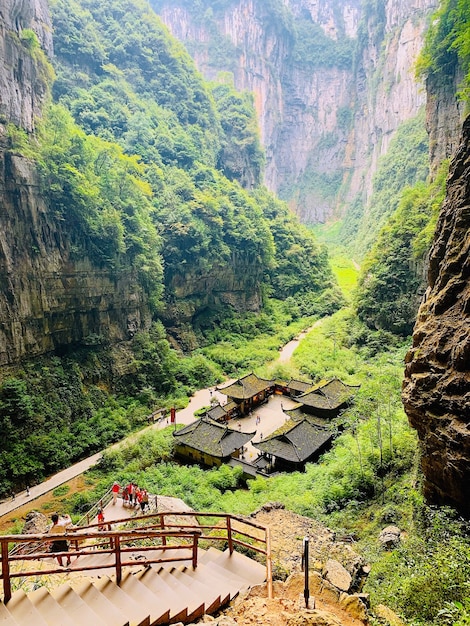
[277,320,321,363]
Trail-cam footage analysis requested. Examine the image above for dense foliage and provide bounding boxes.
[48,0,333,314]
[0,0,339,495]
[355,162,448,335]
[417,0,470,105]
[342,112,430,257]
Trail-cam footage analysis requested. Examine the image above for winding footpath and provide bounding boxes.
[0,327,316,520]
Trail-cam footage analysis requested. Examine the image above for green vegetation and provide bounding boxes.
[1,0,338,496]
[355,160,448,336]
[417,0,470,106]
[47,0,332,311]
[59,305,469,626]
[342,112,430,256]
[211,77,265,185]
[292,19,354,70]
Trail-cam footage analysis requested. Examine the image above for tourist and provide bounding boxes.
[97,508,105,530]
[49,513,72,567]
[128,482,135,506]
[111,482,120,505]
[140,489,149,513]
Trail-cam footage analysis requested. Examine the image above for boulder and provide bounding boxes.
[379,526,401,549]
[21,510,49,534]
[323,559,352,592]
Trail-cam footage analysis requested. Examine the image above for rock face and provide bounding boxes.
[0,0,52,131]
[156,0,437,222]
[402,115,470,516]
[0,149,151,365]
[0,0,151,366]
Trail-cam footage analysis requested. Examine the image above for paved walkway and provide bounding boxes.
[0,330,311,520]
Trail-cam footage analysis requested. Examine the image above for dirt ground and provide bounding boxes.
[0,476,90,534]
[204,505,370,626]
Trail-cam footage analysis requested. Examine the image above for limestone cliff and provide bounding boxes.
[402,115,470,515]
[154,0,437,222]
[0,0,150,366]
[0,0,52,131]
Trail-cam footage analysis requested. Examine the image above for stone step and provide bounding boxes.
[51,584,108,626]
[70,579,131,626]
[28,586,77,626]
[5,590,51,626]
[170,563,224,608]
[133,566,190,623]
[92,575,151,626]
[73,550,114,570]
[123,567,206,624]
[204,547,266,586]
[0,601,20,626]
[186,560,242,601]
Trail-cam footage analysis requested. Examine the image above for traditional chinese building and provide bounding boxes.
[252,418,333,472]
[294,378,360,419]
[206,401,239,422]
[173,417,255,467]
[217,373,275,416]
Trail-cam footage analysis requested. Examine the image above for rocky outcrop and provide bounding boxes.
[0,0,52,131]
[156,0,437,222]
[0,148,151,366]
[0,1,151,366]
[425,68,466,175]
[402,115,470,516]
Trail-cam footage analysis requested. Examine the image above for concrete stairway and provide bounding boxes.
[0,548,266,626]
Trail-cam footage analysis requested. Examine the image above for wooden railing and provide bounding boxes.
[0,511,272,603]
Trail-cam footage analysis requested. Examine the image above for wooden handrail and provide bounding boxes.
[0,511,272,604]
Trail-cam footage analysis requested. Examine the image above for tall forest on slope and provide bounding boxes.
[0,0,339,494]
[152,0,458,340]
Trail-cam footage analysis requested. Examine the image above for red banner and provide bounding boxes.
[170,407,176,423]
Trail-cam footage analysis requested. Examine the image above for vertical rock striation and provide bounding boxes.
[156,0,437,221]
[0,0,151,366]
[402,115,470,515]
[0,0,52,131]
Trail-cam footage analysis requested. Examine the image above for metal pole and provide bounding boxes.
[303,536,309,608]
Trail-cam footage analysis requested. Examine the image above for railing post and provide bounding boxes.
[192,533,199,569]
[302,536,310,608]
[114,535,122,584]
[1,539,12,603]
[160,514,166,547]
[226,516,233,554]
[266,526,273,599]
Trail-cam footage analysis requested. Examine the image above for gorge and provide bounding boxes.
[0,1,469,621]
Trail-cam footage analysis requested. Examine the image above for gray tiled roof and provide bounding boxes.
[283,406,331,427]
[298,378,359,410]
[253,420,332,463]
[207,404,227,420]
[173,418,255,458]
[286,379,314,393]
[218,373,275,400]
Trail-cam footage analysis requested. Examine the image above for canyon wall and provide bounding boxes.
[155,0,438,222]
[402,114,470,515]
[0,0,151,367]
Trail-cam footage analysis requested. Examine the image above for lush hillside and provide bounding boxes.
[48,0,336,327]
[0,0,340,495]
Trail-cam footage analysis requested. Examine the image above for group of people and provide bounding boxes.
[112,481,151,513]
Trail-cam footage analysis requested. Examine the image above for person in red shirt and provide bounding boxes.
[97,508,105,530]
[111,482,120,505]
